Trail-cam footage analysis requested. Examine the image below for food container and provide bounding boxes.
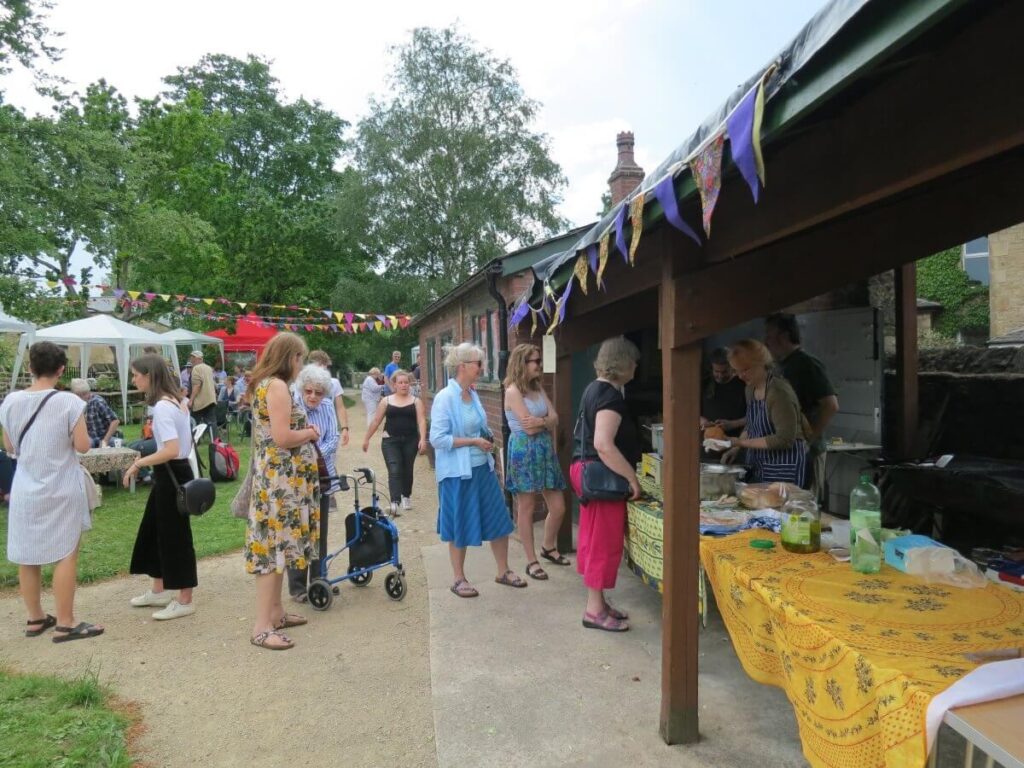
[641,453,662,485]
[780,499,821,554]
[644,424,664,456]
[700,463,746,501]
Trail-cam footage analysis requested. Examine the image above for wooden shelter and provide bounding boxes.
[512,0,1024,743]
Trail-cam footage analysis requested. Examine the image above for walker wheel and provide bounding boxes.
[308,579,333,611]
[348,565,372,586]
[385,572,406,601]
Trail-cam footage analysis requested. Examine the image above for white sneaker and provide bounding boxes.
[152,600,196,621]
[401,496,412,510]
[130,590,173,608]
[389,501,400,518]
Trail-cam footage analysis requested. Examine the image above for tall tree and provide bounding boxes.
[0,0,61,77]
[356,25,566,288]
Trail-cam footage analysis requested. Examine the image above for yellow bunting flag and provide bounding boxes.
[596,233,610,286]
[203,298,214,306]
[573,253,589,295]
[127,290,141,300]
[374,321,383,332]
[530,309,538,337]
[159,294,170,302]
[236,302,247,310]
[388,315,397,328]
[753,79,766,186]
[628,192,646,265]
[334,312,344,322]
[46,280,58,289]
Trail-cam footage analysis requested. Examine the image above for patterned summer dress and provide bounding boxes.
[244,377,320,574]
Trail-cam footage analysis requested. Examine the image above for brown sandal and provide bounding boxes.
[251,630,294,650]
[495,570,527,588]
[274,613,308,629]
[525,562,548,581]
[26,614,57,637]
[450,579,479,598]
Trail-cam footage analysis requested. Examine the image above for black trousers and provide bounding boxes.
[381,435,418,501]
[129,460,198,590]
[288,493,331,597]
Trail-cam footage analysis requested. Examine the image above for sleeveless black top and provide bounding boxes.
[384,397,418,438]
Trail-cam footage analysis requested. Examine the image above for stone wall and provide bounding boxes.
[989,223,1024,338]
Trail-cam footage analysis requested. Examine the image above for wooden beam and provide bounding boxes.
[554,289,659,356]
[894,263,919,459]
[554,352,574,553]
[695,0,1024,266]
[659,257,701,744]
[669,147,1024,346]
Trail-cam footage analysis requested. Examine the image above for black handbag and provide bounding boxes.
[574,383,631,504]
[166,464,216,516]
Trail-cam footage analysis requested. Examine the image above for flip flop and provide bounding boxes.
[450,579,479,598]
[274,613,308,629]
[52,622,104,643]
[525,561,548,581]
[26,614,57,637]
[495,570,528,589]
[251,630,294,650]
[540,547,571,566]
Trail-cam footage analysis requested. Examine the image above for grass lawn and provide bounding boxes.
[1,423,250,590]
[0,667,135,767]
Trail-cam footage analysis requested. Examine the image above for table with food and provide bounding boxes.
[625,444,1024,767]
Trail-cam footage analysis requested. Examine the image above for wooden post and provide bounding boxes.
[659,262,701,744]
[555,352,575,553]
[894,263,919,459]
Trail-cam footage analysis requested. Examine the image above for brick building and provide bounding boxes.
[413,132,648,428]
[988,222,1024,341]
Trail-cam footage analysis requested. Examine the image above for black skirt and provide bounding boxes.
[129,459,198,590]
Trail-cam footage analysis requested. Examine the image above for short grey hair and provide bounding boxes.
[295,364,331,394]
[70,378,90,395]
[593,336,640,383]
[444,342,483,374]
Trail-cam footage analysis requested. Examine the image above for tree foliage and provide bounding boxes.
[356,25,566,287]
[917,247,990,337]
[0,0,60,77]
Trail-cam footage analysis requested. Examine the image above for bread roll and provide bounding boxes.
[703,425,727,441]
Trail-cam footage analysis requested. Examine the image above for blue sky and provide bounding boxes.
[3,0,826,278]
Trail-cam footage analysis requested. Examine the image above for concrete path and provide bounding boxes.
[424,528,808,768]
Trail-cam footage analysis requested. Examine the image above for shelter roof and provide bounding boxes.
[35,314,166,345]
[161,328,225,345]
[205,314,277,353]
[516,0,969,316]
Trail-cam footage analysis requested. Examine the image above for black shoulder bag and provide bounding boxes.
[574,382,631,504]
[164,408,216,516]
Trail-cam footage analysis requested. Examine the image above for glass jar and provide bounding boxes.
[780,499,821,554]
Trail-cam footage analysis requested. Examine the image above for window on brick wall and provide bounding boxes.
[426,338,437,392]
[440,331,453,386]
[962,237,990,285]
[471,310,498,382]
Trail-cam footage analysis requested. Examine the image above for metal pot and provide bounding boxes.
[643,423,664,456]
[700,463,747,501]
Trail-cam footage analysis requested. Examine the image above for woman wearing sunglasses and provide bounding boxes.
[503,344,568,582]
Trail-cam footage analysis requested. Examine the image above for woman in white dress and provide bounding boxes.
[0,341,102,642]
[361,367,385,422]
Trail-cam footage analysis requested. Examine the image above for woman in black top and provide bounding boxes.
[569,336,642,633]
[363,369,427,516]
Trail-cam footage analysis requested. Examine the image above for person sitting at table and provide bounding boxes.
[70,378,121,448]
[0,341,103,642]
[721,339,809,486]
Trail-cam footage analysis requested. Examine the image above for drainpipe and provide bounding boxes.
[486,261,511,492]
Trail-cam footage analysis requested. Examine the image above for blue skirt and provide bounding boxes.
[505,431,566,494]
[437,463,514,548]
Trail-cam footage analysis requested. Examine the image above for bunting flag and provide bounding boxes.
[530,309,539,337]
[573,253,590,295]
[587,244,598,275]
[596,233,611,286]
[628,192,646,265]
[653,174,702,246]
[46,280,58,289]
[691,133,726,237]
[726,78,767,202]
[509,299,530,328]
[547,278,573,334]
[613,204,628,261]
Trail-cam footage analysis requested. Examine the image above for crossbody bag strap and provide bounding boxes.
[15,390,59,455]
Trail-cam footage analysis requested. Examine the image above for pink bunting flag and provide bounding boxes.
[690,133,726,237]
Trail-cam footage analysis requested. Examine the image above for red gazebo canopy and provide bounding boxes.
[206,314,278,353]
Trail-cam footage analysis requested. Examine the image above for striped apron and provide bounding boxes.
[745,376,807,486]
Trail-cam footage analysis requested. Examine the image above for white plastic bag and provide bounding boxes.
[908,547,987,589]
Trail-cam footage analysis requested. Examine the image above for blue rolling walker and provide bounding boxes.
[307,467,406,610]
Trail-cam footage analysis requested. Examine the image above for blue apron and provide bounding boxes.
[744,375,807,486]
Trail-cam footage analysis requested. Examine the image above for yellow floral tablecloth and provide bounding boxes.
[700,531,1024,768]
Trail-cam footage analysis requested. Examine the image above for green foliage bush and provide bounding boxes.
[916,247,989,337]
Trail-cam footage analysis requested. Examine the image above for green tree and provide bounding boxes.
[0,0,60,77]
[356,25,566,288]
[917,247,989,337]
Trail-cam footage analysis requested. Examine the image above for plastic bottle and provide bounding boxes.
[849,474,882,573]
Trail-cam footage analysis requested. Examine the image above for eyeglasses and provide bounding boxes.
[526,358,542,365]
[303,388,325,398]
[466,360,483,368]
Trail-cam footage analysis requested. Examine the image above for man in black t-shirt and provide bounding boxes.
[701,347,747,436]
[764,313,839,497]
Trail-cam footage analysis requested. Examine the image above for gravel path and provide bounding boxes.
[0,407,441,768]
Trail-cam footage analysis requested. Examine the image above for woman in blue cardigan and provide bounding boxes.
[430,343,524,598]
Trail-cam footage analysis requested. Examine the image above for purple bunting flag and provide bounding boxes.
[726,82,762,202]
[613,204,628,261]
[653,175,702,246]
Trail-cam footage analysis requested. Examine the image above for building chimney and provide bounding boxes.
[607,131,645,206]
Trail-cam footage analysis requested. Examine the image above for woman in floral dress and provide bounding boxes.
[244,332,321,651]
